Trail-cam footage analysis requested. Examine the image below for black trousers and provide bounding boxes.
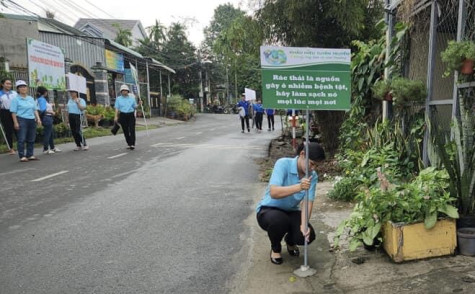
[267,114,275,130]
[0,109,16,149]
[255,112,263,130]
[257,206,316,253]
[119,112,136,146]
[240,115,250,131]
[69,113,86,147]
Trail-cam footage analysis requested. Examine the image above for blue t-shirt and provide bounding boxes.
[266,109,275,115]
[237,100,250,116]
[10,95,37,119]
[67,98,86,114]
[253,103,264,113]
[37,96,47,113]
[115,95,137,113]
[256,156,318,213]
[0,90,17,110]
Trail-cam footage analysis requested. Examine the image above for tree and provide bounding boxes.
[112,23,133,47]
[147,20,167,51]
[214,15,263,98]
[161,22,199,98]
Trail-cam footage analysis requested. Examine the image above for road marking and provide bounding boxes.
[175,137,185,140]
[32,170,69,182]
[108,153,127,159]
[151,142,262,150]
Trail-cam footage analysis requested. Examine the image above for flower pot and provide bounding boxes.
[457,228,475,256]
[457,215,475,228]
[384,93,393,102]
[460,58,474,75]
[382,219,457,263]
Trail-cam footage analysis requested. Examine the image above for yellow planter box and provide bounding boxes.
[382,219,457,263]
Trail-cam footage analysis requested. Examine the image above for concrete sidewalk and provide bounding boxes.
[237,181,475,294]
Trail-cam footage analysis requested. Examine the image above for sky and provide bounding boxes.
[1,0,257,46]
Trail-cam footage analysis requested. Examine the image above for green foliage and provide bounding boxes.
[372,79,392,100]
[330,117,425,202]
[256,0,383,48]
[213,14,263,96]
[431,86,475,216]
[85,104,105,116]
[161,23,199,98]
[390,77,427,107]
[113,23,133,47]
[441,40,475,76]
[334,167,459,251]
[327,176,361,202]
[103,106,115,121]
[167,95,196,120]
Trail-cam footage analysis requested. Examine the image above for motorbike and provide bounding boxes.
[223,105,239,114]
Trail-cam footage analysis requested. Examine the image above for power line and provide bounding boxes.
[3,0,197,71]
[83,0,115,18]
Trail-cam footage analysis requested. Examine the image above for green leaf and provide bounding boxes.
[349,239,363,251]
[424,212,437,229]
[438,205,459,219]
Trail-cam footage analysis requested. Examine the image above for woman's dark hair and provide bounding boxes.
[296,142,325,161]
[36,86,48,99]
[1,78,12,90]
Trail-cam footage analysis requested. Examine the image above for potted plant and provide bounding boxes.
[441,40,475,76]
[390,77,426,107]
[372,79,392,101]
[334,167,459,261]
[85,105,105,127]
[101,106,115,127]
[430,81,475,255]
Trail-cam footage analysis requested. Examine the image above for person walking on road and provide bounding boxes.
[37,86,60,154]
[237,93,250,133]
[66,89,88,151]
[256,142,325,265]
[114,84,140,150]
[266,108,275,131]
[10,80,42,162]
[253,99,264,133]
[0,78,17,154]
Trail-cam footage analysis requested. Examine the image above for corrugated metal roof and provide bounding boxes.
[105,39,143,59]
[74,18,145,40]
[146,58,176,74]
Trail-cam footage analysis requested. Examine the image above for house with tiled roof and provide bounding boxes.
[74,19,147,47]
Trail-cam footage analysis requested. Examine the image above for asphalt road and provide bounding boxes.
[0,114,278,294]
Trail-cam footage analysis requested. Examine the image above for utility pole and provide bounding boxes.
[234,59,238,101]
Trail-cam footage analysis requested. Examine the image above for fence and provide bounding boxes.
[390,0,474,165]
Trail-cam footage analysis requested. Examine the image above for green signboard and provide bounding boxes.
[260,46,351,110]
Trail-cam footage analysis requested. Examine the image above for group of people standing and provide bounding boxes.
[236,93,275,133]
[0,78,140,161]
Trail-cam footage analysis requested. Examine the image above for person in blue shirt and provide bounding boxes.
[256,142,325,265]
[114,84,141,150]
[66,89,88,151]
[10,80,42,162]
[253,99,264,133]
[266,108,275,131]
[0,78,18,154]
[237,93,250,133]
[37,86,60,154]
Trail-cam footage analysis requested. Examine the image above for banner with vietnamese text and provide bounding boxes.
[260,46,351,110]
[27,38,65,90]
